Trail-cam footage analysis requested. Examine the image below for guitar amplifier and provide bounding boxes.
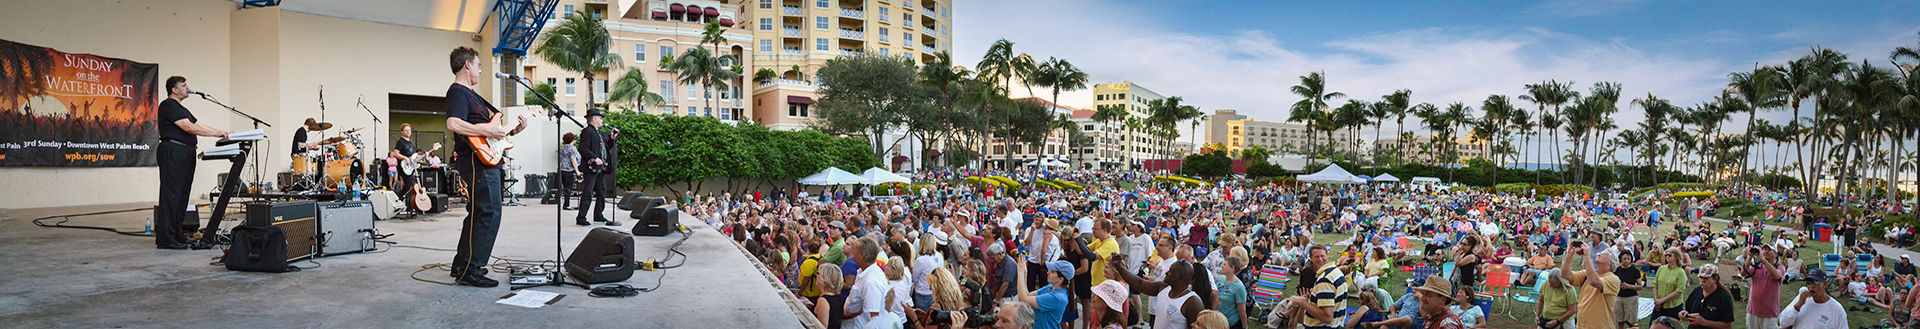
[318,201,376,256]
[418,169,442,194]
[428,194,449,213]
[244,200,318,261]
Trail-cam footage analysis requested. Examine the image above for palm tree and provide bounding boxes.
[1481,95,1516,169]
[1729,67,1788,187]
[1381,90,1413,167]
[1794,48,1850,201]
[1633,93,1676,187]
[915,52,973,168]
[524,83,558,109]
[1028,57,1089,160]
[607,69,665,114]
[1333,100,1370,159]
[1289,71,1345,167]
[533,7,625,110]
[1519,81,1573,183]
[664,47,739,117]
[1410,103,1440,165]
[1441,102,1473,182]
[976,39,1035,170]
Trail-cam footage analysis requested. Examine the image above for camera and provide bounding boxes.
[927,310,954,325]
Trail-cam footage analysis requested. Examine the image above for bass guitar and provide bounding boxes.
[398,142,442,176]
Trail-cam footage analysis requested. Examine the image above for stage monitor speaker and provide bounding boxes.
[244,200,318,262]
[428,194,449,213]
[318,201,376,256]
[633,205,679,237]
[618,193,657,211]
[627,197,667,219]
[564,227,636,284]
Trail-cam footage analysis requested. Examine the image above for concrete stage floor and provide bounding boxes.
[0,199,809,328]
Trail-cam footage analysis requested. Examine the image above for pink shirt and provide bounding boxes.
[1747,263,1784,317]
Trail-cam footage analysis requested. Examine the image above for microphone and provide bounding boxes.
[495,72,525,81]
[189,90,210,97]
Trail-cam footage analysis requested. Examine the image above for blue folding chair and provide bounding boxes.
[1823,254,1843,275]
[1442,262,1457,280]
[1509,273,1550,318]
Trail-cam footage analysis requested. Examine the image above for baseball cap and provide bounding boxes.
[1804,267,1829,283]
[1045,260,1075,277]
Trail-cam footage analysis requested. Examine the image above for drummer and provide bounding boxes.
[292,118,325,157]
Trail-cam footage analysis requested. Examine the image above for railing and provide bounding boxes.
[757,79,816,88]
[839,8,863,18]
[782,27,801,37]
[783,47,802,55]
[733,99,744,107]
[839,29,863,39]
[754,54,808,61]
[840,49,861,56]
[782,5,800,15]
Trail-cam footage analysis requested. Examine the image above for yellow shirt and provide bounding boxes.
[1569,269,1621,329]
[1089,237,1120,284]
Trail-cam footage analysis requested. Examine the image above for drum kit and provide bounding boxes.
[288,121,367,191]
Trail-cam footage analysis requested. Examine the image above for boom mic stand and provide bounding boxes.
[505,74,588,291]
[194,93,270,245]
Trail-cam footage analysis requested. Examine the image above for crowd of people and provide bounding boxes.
[667,168,1914,329]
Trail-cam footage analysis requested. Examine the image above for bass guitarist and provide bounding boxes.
[388,123,418,200]
[443,47,528,288]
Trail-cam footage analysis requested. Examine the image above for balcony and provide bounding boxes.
[782,5,800,15]
[754,54,808,61]
[840,49,861,56]
[757,79,817,89]
[782,26,801,37]
[840,7,864,18]
[783,46,802,55]
[839,28,864,39]
[733,99,745,107]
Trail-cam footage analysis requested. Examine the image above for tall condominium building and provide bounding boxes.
[747,0,954,131]
[1089,81,1177,169]
[519,0,757,121]
[1206,109,1353,156]
[1372,134,1490,165]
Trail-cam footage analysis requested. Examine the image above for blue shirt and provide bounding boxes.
[1034,284,1069,329]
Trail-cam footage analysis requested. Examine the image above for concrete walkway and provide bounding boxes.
[0,200,806,328]
[1695,215,1919,260]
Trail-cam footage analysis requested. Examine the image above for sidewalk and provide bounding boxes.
[1696,215,1919,261]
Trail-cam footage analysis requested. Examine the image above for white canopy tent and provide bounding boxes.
[1373,173,1402,182]
[1297,164,1368,184]
[798,167,868,185]
[861,167,912,185]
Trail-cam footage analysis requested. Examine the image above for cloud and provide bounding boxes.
[1523,0,1646,18]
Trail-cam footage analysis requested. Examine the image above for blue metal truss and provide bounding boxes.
[490,0,560,57]
[240,0,281,9]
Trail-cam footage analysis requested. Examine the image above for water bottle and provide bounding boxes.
[144,218,152,234]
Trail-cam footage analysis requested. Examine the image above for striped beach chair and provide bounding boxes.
[1252,265,1291,309]
[1822,254,1842,275]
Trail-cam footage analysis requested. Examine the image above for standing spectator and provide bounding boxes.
[812,262,846,329]
[1654,264,1733,329]
[1614,252,1645,329]
[1652,248,1690,323]
[1747,246,1785,329]
[1215,253,1250,329]
[1565,244,1621,329]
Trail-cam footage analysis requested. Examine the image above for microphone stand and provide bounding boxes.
[195,93,269,245]
[356,96,384,191]
[504,75,587,291]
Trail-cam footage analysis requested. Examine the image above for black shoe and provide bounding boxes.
[576,219,591,226]
[595,218,610,223]
[189,242,213,250]
[157,243,191,250]
[455,274,499,288]
[604,220,622,227]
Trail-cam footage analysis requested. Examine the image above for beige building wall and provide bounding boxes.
[0,1,495,209]
[1089,81,1172,168]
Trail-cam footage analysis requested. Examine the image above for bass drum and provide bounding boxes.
[368,190,401,220]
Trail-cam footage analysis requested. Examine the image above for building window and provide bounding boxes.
[879,28,889,42]
[598,80,608,98]
[661,46,674,60]
[816,16,828,29]
[688,83,698,100]
[816,0,828,8]
[789,104,809,117]
[634,44,646,62]
[720,108,730,120]
[565,78,576,96]
[688,106,697,116]
[879,7,889,22]
[760,18,773,31]
[760,39,773,52]
[903,33,911,44]
[879,48,888,56]
[816,38,829,51]
[903,13,911,23]
[659,81,673,101]
[546,78,557,87]
[563,5,574,17]
[760,0,772,10]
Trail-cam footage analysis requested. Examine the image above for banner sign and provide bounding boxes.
[0,39,159,167]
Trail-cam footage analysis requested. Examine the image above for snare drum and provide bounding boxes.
[332,142,357,158]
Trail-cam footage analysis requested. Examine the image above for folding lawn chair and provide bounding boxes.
[1509,273,1549,319]
[1476,269,1514,316]
[1251,265,1290,309]
[1823,254,1842,275]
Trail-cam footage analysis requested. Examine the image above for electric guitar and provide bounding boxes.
[398,142,442,175]
[467,112,517,167]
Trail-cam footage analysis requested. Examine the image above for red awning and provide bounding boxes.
[669,4,684,12]
[703,8,719,16]
[652,11,667,19]
[787,96,814,104]
[892,156,910,163]
[719,18,735,26]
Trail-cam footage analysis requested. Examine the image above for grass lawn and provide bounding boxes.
[1238,213,1885,329]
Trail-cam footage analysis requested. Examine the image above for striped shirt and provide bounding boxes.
[1304,263,1351,329]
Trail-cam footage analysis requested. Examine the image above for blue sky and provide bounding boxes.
[950,0,1920,147]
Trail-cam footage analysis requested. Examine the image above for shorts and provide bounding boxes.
[1747,314,1780,329]
[1614,296,1638,324]
[1538,317,1574,329]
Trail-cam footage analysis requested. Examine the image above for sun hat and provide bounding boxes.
[1411,275,1452,296]
[1091,280,1130,313]
[933,231,951,246]
[1697,264,1718,278]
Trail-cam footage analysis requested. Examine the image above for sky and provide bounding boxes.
[948,0,1920,159]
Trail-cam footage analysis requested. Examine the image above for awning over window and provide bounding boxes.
[703,8,719,16]
[787,96,814,104]
[652,11,668,19]
[719,18,734,26]
[670,4,684,12]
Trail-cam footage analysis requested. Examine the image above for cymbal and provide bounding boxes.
[342,128,362,134]
[306,122,334,130]
[320,137,349,144]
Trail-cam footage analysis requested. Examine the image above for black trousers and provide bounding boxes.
[155,141,196,246]
[577,170,608,221]
[451,163,503,278]
[557,170,575,208]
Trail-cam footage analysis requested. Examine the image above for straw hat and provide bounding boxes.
[1411,275,1451,296]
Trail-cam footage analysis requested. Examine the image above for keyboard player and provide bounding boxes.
[157,76,232,250]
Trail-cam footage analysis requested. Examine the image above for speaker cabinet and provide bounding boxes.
[626,197,667,218]
[633,204,679,237]
[565,228,636,284]
[428,194,449,213]
[244,200,318,261]
[617,192,644,210]
[318,201,376,256]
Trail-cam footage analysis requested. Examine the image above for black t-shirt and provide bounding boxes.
[396,138,416,159]
[291,127,309,155]
[1685,286,1734,325]
[158,98,196,146]
[1614,266,1642,297]
[445,83,498,170]
[1896,262,1916,276]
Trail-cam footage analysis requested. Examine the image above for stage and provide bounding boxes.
[0,200,810,328]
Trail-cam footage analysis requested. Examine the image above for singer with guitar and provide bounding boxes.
[443,47,528,288]
[574,109,619,227]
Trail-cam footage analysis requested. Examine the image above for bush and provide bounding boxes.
[1245,163,1287,178]
[1153,175,1213,187]
[1494,183,1532,194]
[1671,191,1716,199]
[1051,179,1083,191]
[1754,173,1803,190]
[986,176,1021,189]
[1254,177,1302,187]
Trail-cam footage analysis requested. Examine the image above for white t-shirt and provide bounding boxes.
[1125,234,1153,273]
[848,263,890,329]
[912,254,942,295]
[1779,294,1848,329]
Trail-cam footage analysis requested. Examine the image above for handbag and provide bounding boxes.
[225,225,291,273]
